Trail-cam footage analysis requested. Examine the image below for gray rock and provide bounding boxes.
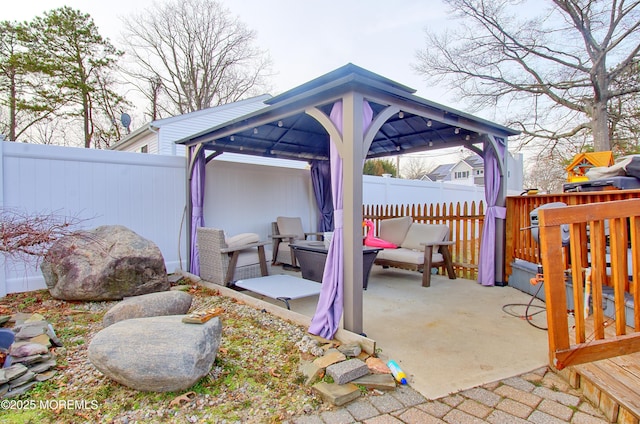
[28,359,57,374]
[102,291,193,327]
[88,315,222,392]
[9,342,48,358]
[326,358,370,385]
[11,353,51,365]
[337,343,362,357]
[4,381,37,398]
[13,322,47,340]
[0,364,28,384]
[8,370,35,389]
[40,225,169,301]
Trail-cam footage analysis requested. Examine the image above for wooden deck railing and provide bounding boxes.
[538,198,640,369]
[505,190,640,281]
[363,201,485,280]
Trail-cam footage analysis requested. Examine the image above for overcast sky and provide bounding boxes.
[4,0,454,104]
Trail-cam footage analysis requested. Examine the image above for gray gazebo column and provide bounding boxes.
[487,135,508,286]
[341,92,365,334]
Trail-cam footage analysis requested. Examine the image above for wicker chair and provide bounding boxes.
[196,228,270,286]
[271,217,323,267]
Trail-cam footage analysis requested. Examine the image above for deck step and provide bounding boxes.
[567,351,640,422]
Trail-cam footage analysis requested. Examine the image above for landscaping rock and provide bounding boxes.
[9,342,48,358]
[313,349,346,368]
[326,358,369,384]
[88,315,222,392]
[299,361,323,386]
[41,225,169,301]
[337,343,362,357]
[366,356,391,374]
[352,373,397,390]
[312,382,361,406]
[102,291,193,327]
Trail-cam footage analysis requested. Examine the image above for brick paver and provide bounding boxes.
[288,367,623,424]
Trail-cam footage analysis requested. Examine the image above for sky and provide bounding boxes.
[3,0,508,164]
[3,0,455,105]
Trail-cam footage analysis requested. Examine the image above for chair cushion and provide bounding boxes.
[226,232,260,249]
[235,249,263,267]
[277,217,305,239]
[379,217,412,246]
[401,224,449,251]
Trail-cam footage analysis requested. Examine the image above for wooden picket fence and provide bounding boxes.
[363,201,485,280]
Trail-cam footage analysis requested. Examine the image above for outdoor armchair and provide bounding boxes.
[196,228,270,286]
[271,216,323,268]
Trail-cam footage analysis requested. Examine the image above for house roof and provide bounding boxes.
[176,63,519,162]
[111,95,271,151]
[426,163,456,181]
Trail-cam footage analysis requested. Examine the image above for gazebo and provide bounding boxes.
[178,64,519,337]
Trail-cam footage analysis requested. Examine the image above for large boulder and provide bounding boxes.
[40,225,169,301]
[102,291,193,327]
[88,315,222,392]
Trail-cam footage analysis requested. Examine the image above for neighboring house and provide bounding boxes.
[111,95,272,156]
[423,153,523,193]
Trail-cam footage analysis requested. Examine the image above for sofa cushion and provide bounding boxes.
[401,224,449,251]
[376,248,443,265]
[379,217,412,246]
[225,232,260,249]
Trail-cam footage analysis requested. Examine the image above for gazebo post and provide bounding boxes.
[341,92,365,335]
[494,155,507,286]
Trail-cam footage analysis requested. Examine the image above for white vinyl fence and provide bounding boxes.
[0,142,187,296]
[0,142,488,296]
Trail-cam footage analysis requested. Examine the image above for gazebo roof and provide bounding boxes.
[177,63,519,161]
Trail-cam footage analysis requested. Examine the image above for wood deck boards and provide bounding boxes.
[568,317,640,419]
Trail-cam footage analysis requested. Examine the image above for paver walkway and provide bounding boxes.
[290,367,609,424]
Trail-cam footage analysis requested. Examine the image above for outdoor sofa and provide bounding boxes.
[373,217,456,287]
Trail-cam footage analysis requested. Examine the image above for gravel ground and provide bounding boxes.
[0,281,336,423]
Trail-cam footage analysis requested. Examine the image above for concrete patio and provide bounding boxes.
[236,265,550,400]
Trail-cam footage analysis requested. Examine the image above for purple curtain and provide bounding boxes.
[309,99,373,339]
[310,160,333,232]
[478,137,506,286]
[189,146,206,275]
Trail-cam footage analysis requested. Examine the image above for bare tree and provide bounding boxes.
[523,157,567,193]
[401,156,432,180]
[415,0,640,154]
[121,0,272,118]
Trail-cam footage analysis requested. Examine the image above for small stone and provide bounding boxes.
[326,358,369,384]
[8,370,35,389]
[4,381,37,398]
[312,349,346,368]
[357,351,370,361]
[25,313,46,323]
[312,382,361,406]
[366,357,391,374]
[352,373,397,390]
[2,364,28,383]
[11,353,51,365]
[337,343,362,357]
[299,361,323,385]
[29,333,52,348]
[35,370,57,382]
[9,342,48,358]
[28,359,57,374]
[13,324,47,340]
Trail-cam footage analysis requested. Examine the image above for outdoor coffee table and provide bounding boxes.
[234,274,321,310]
[290,241,381,289]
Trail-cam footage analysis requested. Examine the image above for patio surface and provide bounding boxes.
[243,265,550,400]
